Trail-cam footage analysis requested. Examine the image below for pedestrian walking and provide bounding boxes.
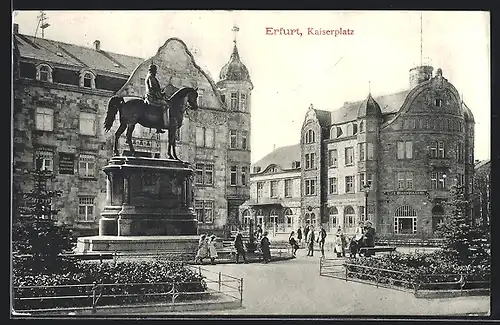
[208,235,218,265]
[306,226,315,256]
[234,230,248,264]
[297,226,303,246]
[194,234,209,264]
[317,225,327,258]
[288,231,299,257]
[334,231,344,258]
[260,231,271,263]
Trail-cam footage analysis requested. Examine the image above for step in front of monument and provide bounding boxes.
[75,235,200,254]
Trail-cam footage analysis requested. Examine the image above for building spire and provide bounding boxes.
[368,80,371,95]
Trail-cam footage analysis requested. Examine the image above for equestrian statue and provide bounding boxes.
[103,63,199,160]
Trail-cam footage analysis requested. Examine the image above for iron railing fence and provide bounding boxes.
[12,267,243,314]
[319,258,490,295]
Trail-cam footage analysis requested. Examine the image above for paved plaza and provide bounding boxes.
[182,249,490,316]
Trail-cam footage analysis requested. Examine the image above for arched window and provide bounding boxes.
[346,124,353,136]
[432,205,444,232]
[329,206,338,231]
[242,209,252,225]
[270,209,278,227]
[80,71,96,89]
[304,129,315,143]
[394,206,417,234]
[330,126,336,139]
[256,209,264,227]
[344,206,355,228]
[36,64,52,82]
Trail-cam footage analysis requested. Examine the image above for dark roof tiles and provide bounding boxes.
[252,144,301,171]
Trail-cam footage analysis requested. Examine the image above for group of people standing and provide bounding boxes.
[194,234,218,265]
[288,220,376,258]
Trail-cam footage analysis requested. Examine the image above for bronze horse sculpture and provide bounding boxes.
[104,87,199,160]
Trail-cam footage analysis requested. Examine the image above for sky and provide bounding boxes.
[13,10,490,163]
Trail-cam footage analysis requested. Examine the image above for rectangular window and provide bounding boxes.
[394,217,417,234]
[329,177,338,194]
[469,148,474,164]
[35,107,54,131]
[35,150,54,172]
[195,163,214,185]
[406,172,413,189]
[195,200,214,223]
[345,176,354,193]
[431,172,437,190]
[438,141,445,158]
[397,141,413,159]
[305,179,316,196]
[205,128,215,148]
[329,149,338,167]
[359,173,365,190]
[79,112,96,136]
[220,94,226,105]
[345,147,354,166]
[438,172,446,189]
[430,141,438,158]
[230,166,237,185]
[78,196,95,221]
[367,143,374,160]
[240,93,247,111]
[457,142,464,163]
[310,153,315,169]
[397,172,406,190]
[241,166,248,186]
[305,153,310,169]
[196,127,205,147]
[230,130,237,149]
[257,182,264,198]
[79,154,95,177]
[359,143,365,161]
[435,99,442,107]
[366,173,373,187]
[270,180,278,197]
[284,179,292,197]
[230,92,238,110]
[241,131,248,150]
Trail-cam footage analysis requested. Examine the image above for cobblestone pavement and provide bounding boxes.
[181,248,490,316]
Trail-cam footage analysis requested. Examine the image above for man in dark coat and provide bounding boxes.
[260,231,271,263]
[363,220,376,247]
[317,225,327,258]
[234,231,248,264]
[144,63,167,134]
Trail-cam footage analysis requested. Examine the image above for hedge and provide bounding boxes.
[345,250,490,290]
[13,260,207,310]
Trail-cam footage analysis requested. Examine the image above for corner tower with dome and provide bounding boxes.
[216,36,254,230]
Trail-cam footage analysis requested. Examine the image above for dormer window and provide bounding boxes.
[80,71,96,89]
[353,123,358,135]
[253,166,261,173]
[359,121,365,133]
[336,126,343,138]
[36,64,53,82]
[346,124,353,136]
[292,161,301,169]
[435,99,442,107]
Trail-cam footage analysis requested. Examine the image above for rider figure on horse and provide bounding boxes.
[145,63,167,134]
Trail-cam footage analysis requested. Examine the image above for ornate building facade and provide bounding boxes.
[300,65,475,238]
[12,23,252,236]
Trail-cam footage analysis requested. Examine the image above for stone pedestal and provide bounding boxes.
[76,156,198,254]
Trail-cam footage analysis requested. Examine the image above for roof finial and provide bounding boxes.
[420,12,423,66]
[232,24,239,45]
[309,103,314,109]
[368,80,371,95]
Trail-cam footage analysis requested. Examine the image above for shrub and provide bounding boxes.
[13,260,207,311]
[346,250,490,291]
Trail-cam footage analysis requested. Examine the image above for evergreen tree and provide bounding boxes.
[12,167,77,276]
[437,184,490,266]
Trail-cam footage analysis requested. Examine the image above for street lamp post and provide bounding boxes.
[363,183,371,222]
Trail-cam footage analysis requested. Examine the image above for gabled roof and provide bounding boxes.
[475,159,490,170]
[330,89,412,124]
[14,34,144,76]
[252,144,301,172]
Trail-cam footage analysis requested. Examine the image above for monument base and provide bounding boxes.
[75,235,200,254]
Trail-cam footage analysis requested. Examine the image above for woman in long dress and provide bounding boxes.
[334,227,344,258]
[195,234,209,264]
[208,235,218,265]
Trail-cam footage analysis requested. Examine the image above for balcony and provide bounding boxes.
[248,196,286,207]
[226,186,250,201]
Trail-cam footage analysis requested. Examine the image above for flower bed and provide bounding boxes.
[345,250,490,291]
[13,260,207,311]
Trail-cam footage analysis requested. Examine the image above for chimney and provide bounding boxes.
[13,23,19,34]
[93,40,101,51]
